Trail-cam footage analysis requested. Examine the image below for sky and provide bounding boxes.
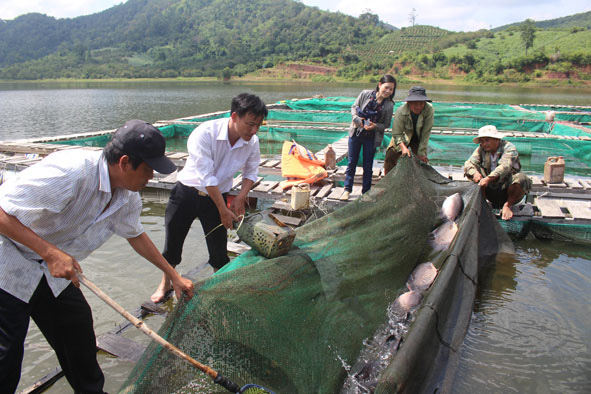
[0,0,589,32]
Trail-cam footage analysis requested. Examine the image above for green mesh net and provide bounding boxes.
[428,134,591,176]
[119,158,510,393]
[530,221,591,244]
[47,97,591,174]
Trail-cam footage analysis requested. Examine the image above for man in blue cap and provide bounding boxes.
[0,120,194,394]
[384,86,434,174]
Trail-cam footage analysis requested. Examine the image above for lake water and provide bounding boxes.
[1,81,590,393]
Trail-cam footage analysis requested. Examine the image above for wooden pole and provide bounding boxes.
[76,272,218,380]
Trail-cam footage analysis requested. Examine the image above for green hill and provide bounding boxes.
[495,10,591,30]
[443,28,591,63]
[0,1,589,84]
[0,0,389,78]
[350,25,449,59]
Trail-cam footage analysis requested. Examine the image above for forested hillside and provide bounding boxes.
[0,0,391,79]
[0,0,589,84]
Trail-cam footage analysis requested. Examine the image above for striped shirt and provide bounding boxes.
[0,150,144,302]
[177,117,260,193]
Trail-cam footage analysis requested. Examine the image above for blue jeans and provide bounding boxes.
[344,133,375,193]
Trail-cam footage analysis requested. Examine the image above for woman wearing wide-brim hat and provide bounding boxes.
[383,86,434,175]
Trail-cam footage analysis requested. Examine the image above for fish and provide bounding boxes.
[440,192,464,222]
[391,290,423,314]
[429,220,458,251]
[406,262,438,292]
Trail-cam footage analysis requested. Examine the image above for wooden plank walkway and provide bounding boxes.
[2,143,591,223]
[2,128,591,223]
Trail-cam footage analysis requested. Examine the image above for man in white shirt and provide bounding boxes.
[0,120,194,394]
[151,93,267,303]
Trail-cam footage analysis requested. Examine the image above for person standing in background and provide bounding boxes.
[383,86,434,174]
[340,75,396,200]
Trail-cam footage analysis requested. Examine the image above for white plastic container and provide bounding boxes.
[291,183,310,210]
[543,156,565,184]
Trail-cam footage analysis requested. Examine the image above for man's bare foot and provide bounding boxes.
[151,273,173,303]
[501,203,514,220]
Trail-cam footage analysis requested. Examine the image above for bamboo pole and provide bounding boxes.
[76,272,219,380]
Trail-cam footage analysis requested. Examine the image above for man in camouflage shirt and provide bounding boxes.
[464,125,532,220]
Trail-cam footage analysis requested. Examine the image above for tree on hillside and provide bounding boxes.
[519,19,536,55]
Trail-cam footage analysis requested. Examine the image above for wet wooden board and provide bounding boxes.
[579,180,591,190]
[535,198,566,218]
[271,183,288,195]
[269,213,303,226]
[562,200,591,220]
[140,301,166,315]
[512,203,535,218]
[565,177,584,189]
[271,200,292,211]
[263,159,280,168]
[327,187,345,200]
[20,367,65,394]
[166,152,188,159]
[545,181,568,188]
[530,175,544,187]
[96,333,146,362]
[350,185,363,198]
[316,183,334,198]
[253,180,278,193]
[232,175,243,189]
[159,172,178,184]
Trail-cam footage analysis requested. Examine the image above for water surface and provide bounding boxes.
[2,81,589,393]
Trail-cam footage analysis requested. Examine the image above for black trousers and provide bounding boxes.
[162,182,230,270]
[0,277,105,394]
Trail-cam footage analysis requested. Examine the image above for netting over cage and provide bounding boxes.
[119,158,510,393]
[48,98,591,174]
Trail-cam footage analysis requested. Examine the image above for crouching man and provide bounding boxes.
[464,125,532,220]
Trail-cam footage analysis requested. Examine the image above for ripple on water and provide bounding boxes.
[453,241,591,394]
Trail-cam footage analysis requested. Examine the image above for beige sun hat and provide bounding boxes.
[473,125,505,143]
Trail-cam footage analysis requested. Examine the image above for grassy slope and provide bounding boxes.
[349,25,449,59]
[443,29,591,63]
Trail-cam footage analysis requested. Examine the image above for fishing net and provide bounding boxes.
[46,97,590,173]
[427,134,591,176]
[120,157,511,394]
[530,221,591,245]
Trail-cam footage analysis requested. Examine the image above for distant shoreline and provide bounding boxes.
[1,74,590,89]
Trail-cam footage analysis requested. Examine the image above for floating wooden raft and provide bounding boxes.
[2,130,591,222]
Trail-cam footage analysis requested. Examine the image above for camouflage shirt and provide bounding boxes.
[463,139,522,185]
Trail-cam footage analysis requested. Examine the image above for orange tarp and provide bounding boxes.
[279,141,327,189]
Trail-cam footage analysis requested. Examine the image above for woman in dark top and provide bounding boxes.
[341,74,396,200]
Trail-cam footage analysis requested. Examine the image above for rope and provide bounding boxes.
[204,214,245,238]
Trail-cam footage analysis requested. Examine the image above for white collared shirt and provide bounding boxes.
[0,150,144,302]
[177,117,260,193]
[490,151,499,171]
